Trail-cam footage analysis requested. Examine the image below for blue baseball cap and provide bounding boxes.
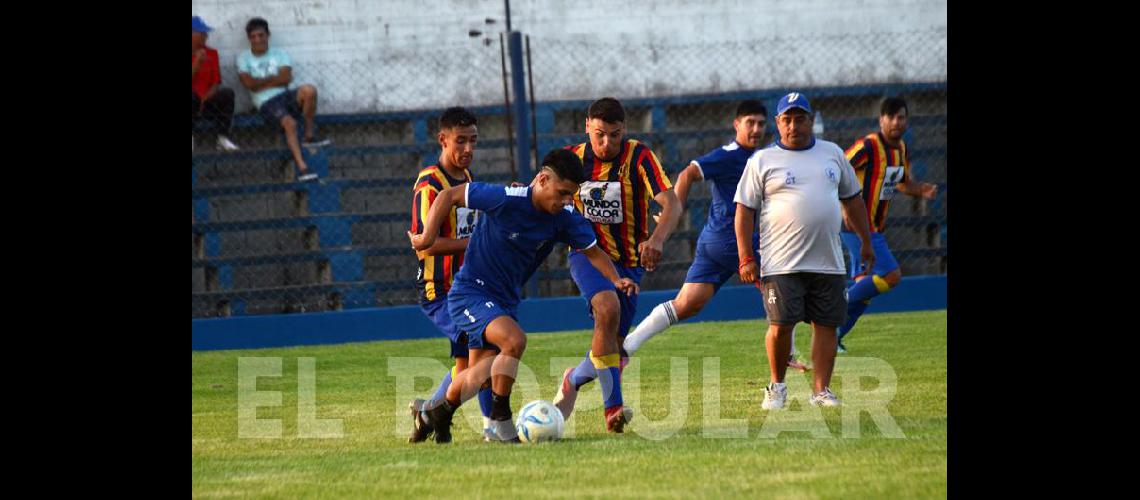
[192,16,213,33]
[776,92,812,115]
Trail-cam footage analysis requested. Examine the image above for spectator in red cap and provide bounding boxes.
[192,16,239,151]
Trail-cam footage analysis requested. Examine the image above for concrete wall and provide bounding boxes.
[191,0,947,113]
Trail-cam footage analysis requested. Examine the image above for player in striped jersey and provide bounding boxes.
[837,97,939,352]
[406,107,494,441]
[552,98,682,433]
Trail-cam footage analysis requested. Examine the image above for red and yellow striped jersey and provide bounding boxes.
[845,132,911,233]
[410,165,475,303]
[567,139,673,268]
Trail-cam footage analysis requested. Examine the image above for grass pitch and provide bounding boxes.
[193,310,947,498]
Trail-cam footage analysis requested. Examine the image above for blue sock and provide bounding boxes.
[568,353,598,389]
[838,300,870,340]
[591,352,623,408]
[477,387,493,419]
[848,275,886,303]
[431,369,453,402]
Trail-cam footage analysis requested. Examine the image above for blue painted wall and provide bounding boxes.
[192,275,945,351]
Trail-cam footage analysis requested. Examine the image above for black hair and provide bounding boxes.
[587,97,625,124]
[439,107,478,130]
[880,96,908,116]
[245,18,270,35]
[542,149,586,184]
[735,100,768,118]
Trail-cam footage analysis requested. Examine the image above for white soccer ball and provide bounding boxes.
[515,400,565,443]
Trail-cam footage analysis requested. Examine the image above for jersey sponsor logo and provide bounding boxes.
[456,207,478,238]
[879,166,904,200]
[579,181,624,224]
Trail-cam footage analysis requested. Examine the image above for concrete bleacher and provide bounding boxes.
[192,83,947,317]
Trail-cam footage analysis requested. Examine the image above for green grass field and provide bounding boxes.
[193,310,947,498]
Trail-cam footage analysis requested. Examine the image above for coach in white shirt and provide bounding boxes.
[733,92,875,410]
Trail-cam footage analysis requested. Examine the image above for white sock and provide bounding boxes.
[789,327,797,356]
[483,416,492,429]
[623,301,678,355]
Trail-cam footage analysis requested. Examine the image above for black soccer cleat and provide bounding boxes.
[423,401,455,444]
[407,399,434,443]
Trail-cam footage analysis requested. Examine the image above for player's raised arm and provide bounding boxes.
[410,185,467,251]
[671,162,703,212]
[583,244,639,296]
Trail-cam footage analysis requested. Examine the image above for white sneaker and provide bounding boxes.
[811,387,842,407]
[553,368,578,419]
[762,382,787,410]
[485,418,520,443]
[216,135,240,151]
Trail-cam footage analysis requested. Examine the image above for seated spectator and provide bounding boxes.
[236,17,330,182]
[192,16,239,152]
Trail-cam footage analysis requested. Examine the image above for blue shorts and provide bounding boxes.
[448,288,517,352]
[683,233,760,290]
[568,251,644,343]
[257,88,302,126]
[840,231,899,279]
[420,297,468,358]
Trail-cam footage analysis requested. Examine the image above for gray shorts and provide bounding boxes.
[759,273,848,327]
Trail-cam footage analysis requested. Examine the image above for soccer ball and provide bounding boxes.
[515,400,565,443]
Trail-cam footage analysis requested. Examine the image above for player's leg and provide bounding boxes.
[758,274,805,410]
[556,252,609,416]
[838,232,901,348]
[804,273,848,406]
[417,295,515,443]
[465,315,526,442]
[624,282,715,355]
[556,252,626,428]
[624,237,728,355]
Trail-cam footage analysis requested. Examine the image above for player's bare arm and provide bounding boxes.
[584,245,639,296]
[410,185,467,251]
[734,202,759,283]
[896,180,938,200]
[671,162,703,211]
[640,189,681,272]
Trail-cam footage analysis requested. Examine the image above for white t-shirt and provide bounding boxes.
[733,138,862,276]
[236,47,292,109]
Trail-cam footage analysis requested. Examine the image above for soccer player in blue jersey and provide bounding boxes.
[408,149,639,444]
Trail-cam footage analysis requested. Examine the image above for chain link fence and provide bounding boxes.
[192,28,946,318]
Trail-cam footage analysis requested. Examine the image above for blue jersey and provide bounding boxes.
[451,182,598,308]
[692,140,759,242]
